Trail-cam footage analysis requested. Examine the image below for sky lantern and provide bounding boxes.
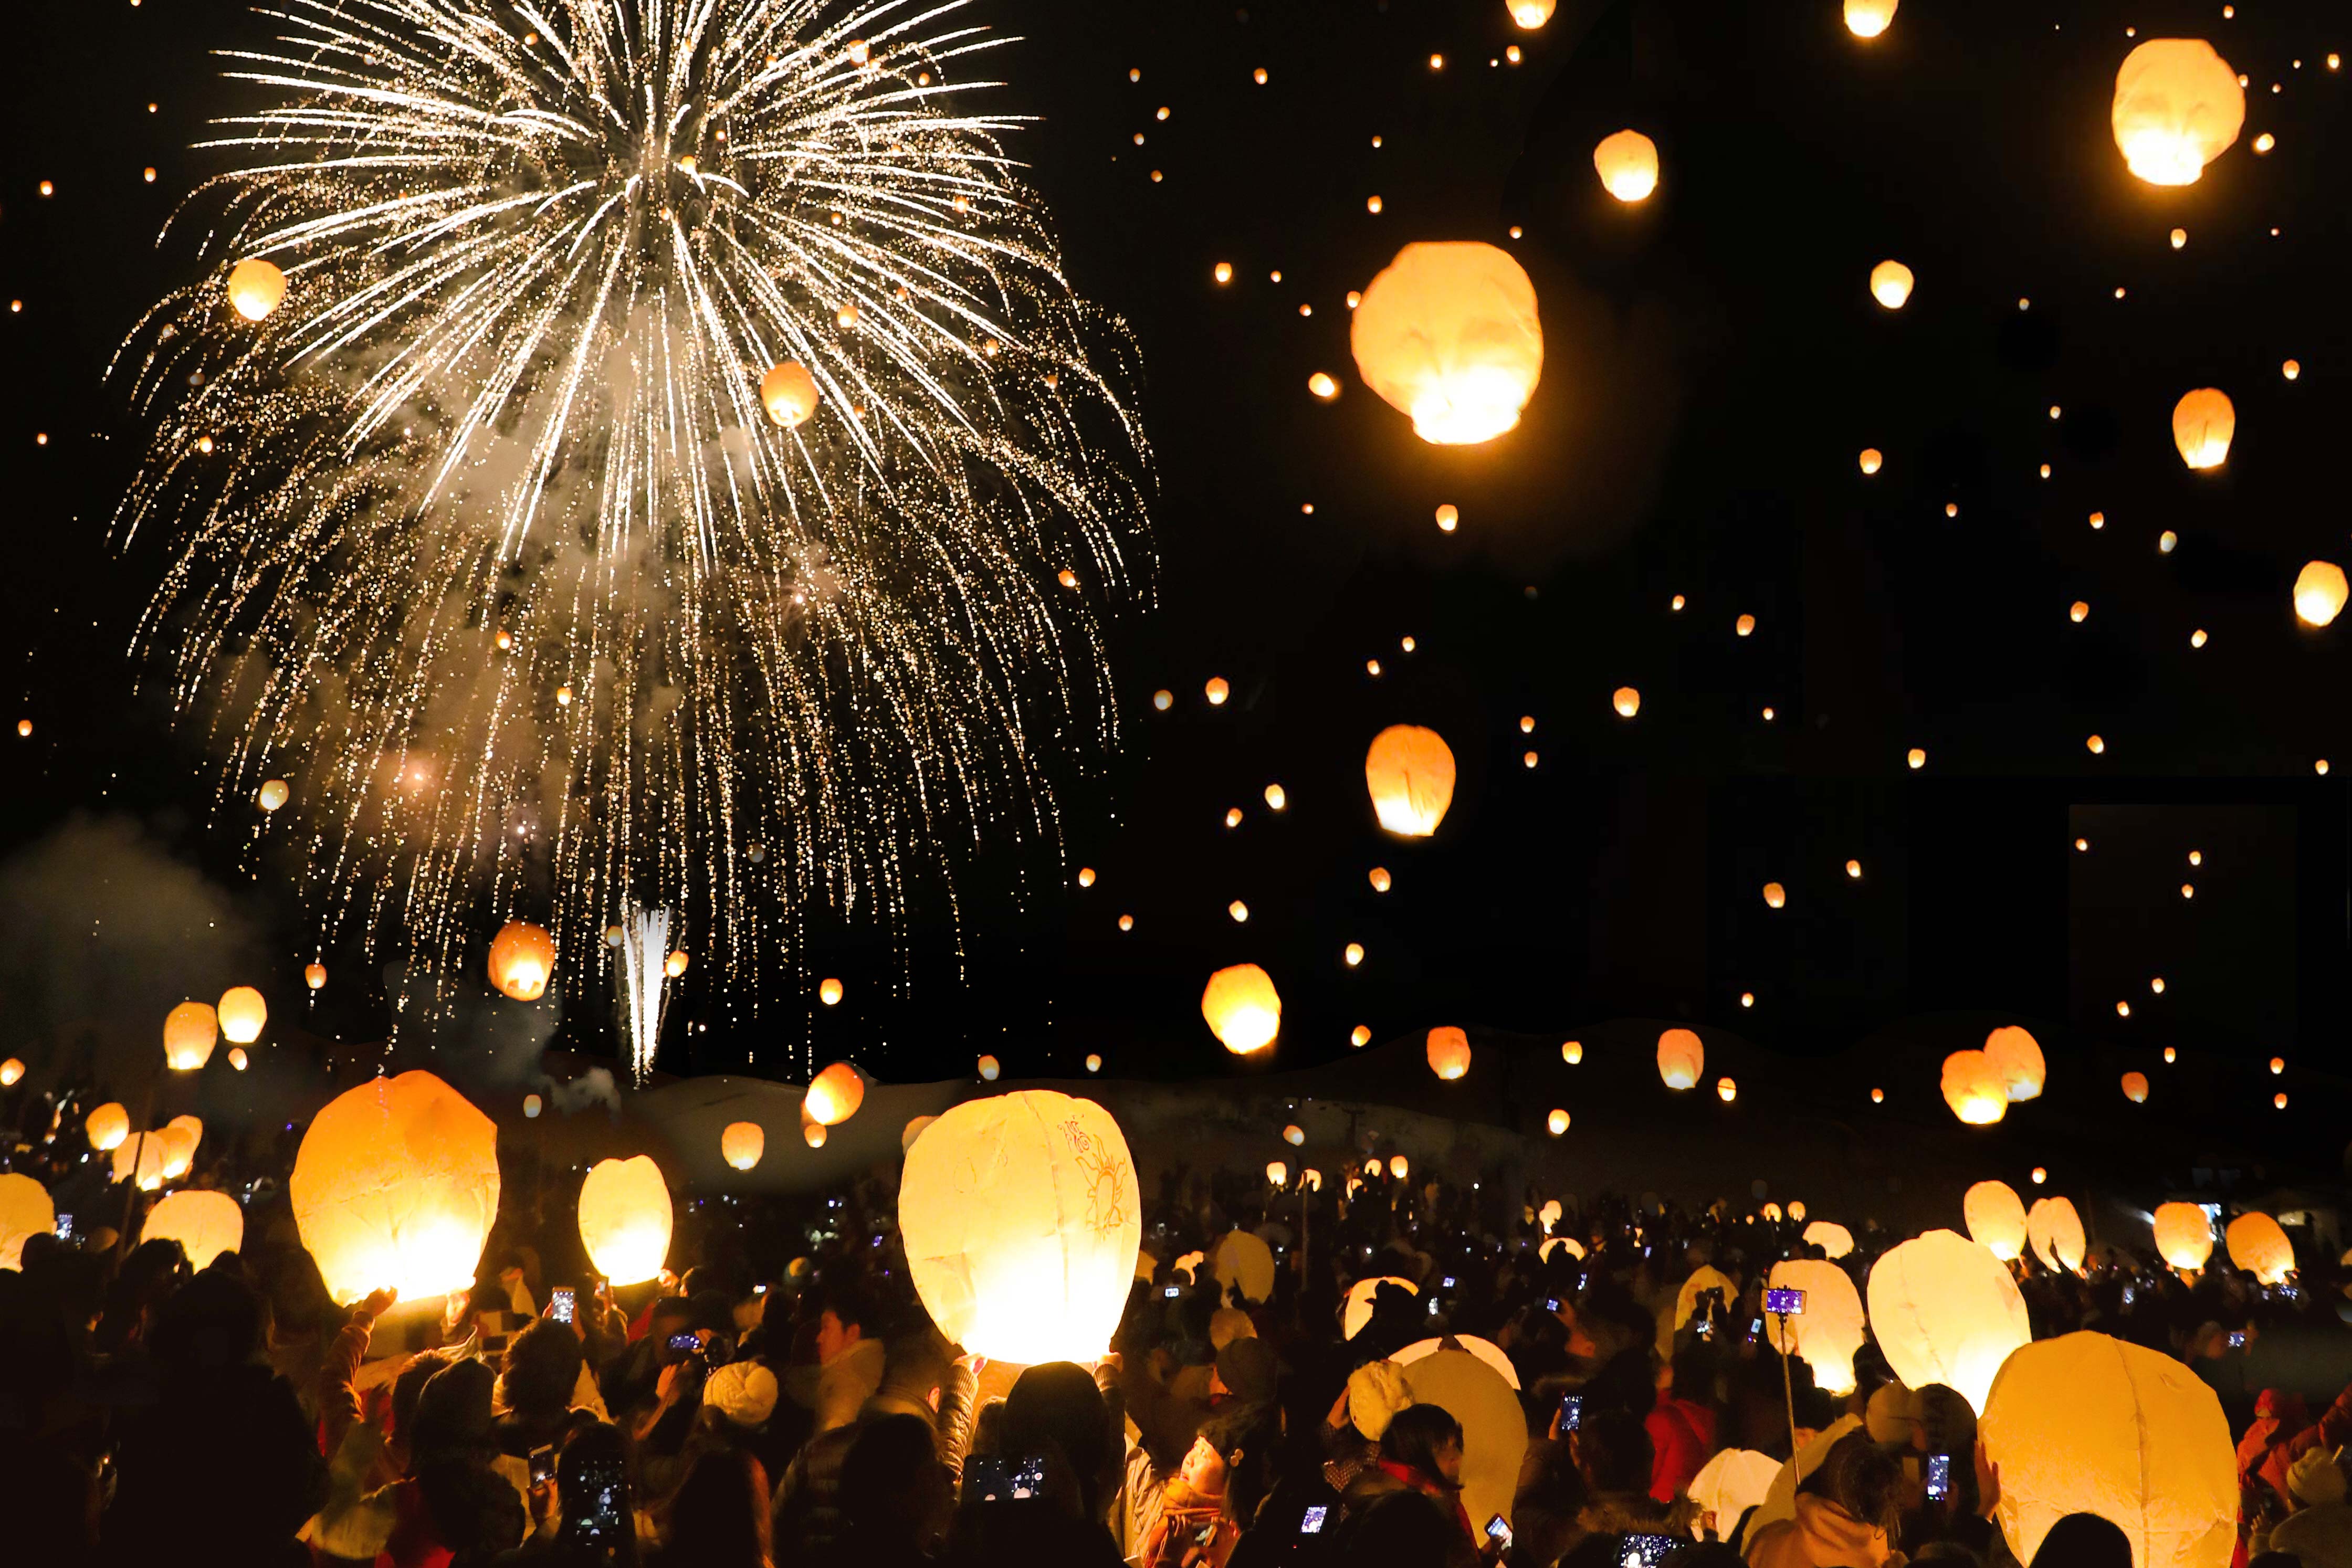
[819,977,844,1005]
[2028,1196,2086,1274]
[1716,1077,1738,1102]
[2152,1202,2216,1271]
[901,1114,936,1152]
[1265,1160,1287,1186]
[1843,0,1897,38]
[217,986,267,1045]
[0,1058,20,1087]
[115,1134,171,1190]
[1593,129,1661,202]
[1804,1220,1854,1258]
[803,1061,865,1125]
[305,962,328,991]
[522,1093,541,1118]
[1762,882,1786,909]
[2122,1071,2150,1104]
[1214,1229,1277,1303]
[1400,1346,1528,1537]
[1426,1026,1472,1080]
[257,779,290,812]
[1539,1199,1563,1230]
[0,1174,56,1270]
[1764,1260,1865,1394]
[1867,1229,2031,1414]
[578,1156,674,1287]
[2225,1212,2294,1284]
[1940,1050,2009,1124]
[1541,1236,1585,1262]
[86,1102,129,1152]
[1656,1028,1704,1090]
[2294,561,2348,627]
[1547,1108,1569,1135]
[721,1121,765,1171]
[1613,687,1641,718]
[1348,241,1542,445]
[1562,1040,1583,1064]
[759,361,820,427]
[2111,39,2245,185]
[1364,724,1456,836]
[898,1090,1141,1364]
[1508,0,1556,24]
[488,920,556,1001]
[1389,1155,1410,1180]
[2171,388,2235,469]
[803,1120,828,1148]
[163,1002,218,1071]
[1085,1054,1101,1074]
[1202,963,1282,1054]
[1965,1180,2029,1261]
[226,257,287,321]
[1980,1332,2235,1568]
[1870,260,1914,309]
[144,1188,244,1269]
[1283,1123,1304,1145]
[1982,1026,2045,1102]
[664,950,688,978]
[977,1055,1000,1081]
[291,1071,500,1303]
[1345,1275,1420,1338]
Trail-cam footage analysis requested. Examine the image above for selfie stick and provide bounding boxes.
[1772,1308,1798,1458]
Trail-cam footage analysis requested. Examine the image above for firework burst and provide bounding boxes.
[114,0,1151,1014]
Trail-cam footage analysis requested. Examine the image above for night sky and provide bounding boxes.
[0,1,2344,1163]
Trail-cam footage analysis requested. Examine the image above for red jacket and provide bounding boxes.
[1647,1395,1718,1504]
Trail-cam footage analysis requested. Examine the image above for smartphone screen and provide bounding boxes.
[1559,1392,1583,1433]
[1695,1316,1713,1338]
[1545,1297,1561,1313]
[529,1444,557,1486]
[1299,1505,1328,1535]
[54,1214,72,1240]
[575,1456,628,1537]
[1765,1287,1807,1316]
[1485,1513,1513,1548]
[2230,1330,2247,1349]
[1163,1286,1181,1299]
[966,1454,1047,1502]
[547,1287,575,1325]
[1621,1533,1683,1566]
[1924,1453,1951,1501]
[667,1331,701,1353]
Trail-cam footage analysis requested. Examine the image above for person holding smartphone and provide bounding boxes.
[507,1420,643,1566]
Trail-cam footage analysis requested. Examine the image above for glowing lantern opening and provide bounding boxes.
[1656,1028,1704,1090]
[1426,1026,1472,1081]
[804,1061,865,1126]
[2171,388,2235,469]
[2294,561,2348,627]
[1202,963,1282,1054]
[488,920,556,1001]
[578,1155,674,1287]
[1964,1180,2029,1262]
[217,986,267,1045]
[1364,724,1456,836]
[898,1090,1141,1364]
[760,361,820,428]
[721,1121,765,1172]
[1867,1229,2031,1414]
[1349,242,1543,445]
[1508,0,1555,28]
[164,1002,218,1071]
[1844,0,1897,38]
[2152,1202,2215,1271]
[1593,129,1661,202]
[1870,260,1914,309]
[291,1071,498,1303]
[1940,1049,2009,1125]
[144,1189,244,1270]
[226,257,288,322]
[2112,39,2245,185]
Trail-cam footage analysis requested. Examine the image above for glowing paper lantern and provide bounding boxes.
[0,1173,56,1270]
[1764,1260,1866,1394]
[1202,963,1282,1054]
[1940,1050,2009,1125]
[1867,1229,2030,1414]
[1344,1275,1420,1338]
[1843,0,1897,38]
[1539,1199,1563,1230]
[898,1089,1142,1364]
[522,1093,541,1118]
[803,1061,865,1126]
[2112,39,2245,186]
[1426,1026,1472,1081]
[1982,1026,2045,1102]
[257,779,290,812]
[226,257,287,321]
[1546,1108,1569,1135]
[2122,1071,2150,1104]
[1561,1040,1583,1064]
[306,962,328,990]
[2294,561,2349,627]
[1364,724,1456,836]
[167,1114,204,1162]
[976,1055,1000,1081]
[1593,129,1661,202]
[1613,687,1641,718]
[488,921,556,1001]
[227,1048,248,1071]
[1980,1332,2234,1568]
[2027,1196,2086,1274]
[217,986,267,1045]
[1399,1347,1528,1533]
[1656,1028,1704,1090]
[144,1188,244,1270]
[1870,260,1914,309]
[164,1002,218,1071]
[2152,1202,2215,1271]
[0,1058,20,1087]
[1265,1161,1287,1186]
[663,950,689,978]
[721,1121,765,1172]
[1213,1229,1277,1304]
[760,361,820,427]
[1675,1265,1736,1328]
[1395,1333,1520,1389]
[1804,1220,1855,1259]
[1965,1180,2029,1262]
[578,1156,674,1287]
[901,1114,936,1152]
[1389,1155,1409,1180]
[2225,1212,2294,1284]
[2171,388,2235,469]
[292,1071,499,1304]
[1540,1236,1584,1262]
[1716,1077,1738,1102]
[803,1120,828,1149]
[114,1134,171,1190]
[86,1102,129,1152]
[1348,242,1543,445]
[819,977,845,1005]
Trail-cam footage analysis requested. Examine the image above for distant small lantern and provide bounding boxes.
[522,1093,542,1118]
[1716,1077,1738,1103]
[1205,677,1231,705]
[1284,1123,1304,1145]
[1547,1108,1569,1135]
[1203,964,1283,1054]
[1870,260,1915,309]
[2152,1202,2214,1271]
[0,1057,21,1087]
[1593,129,1660,203]
[489,921,556,1001]
[304,962,327,991]
[86,1102,130,1152]
[2121,1071,2150,1104]
[1389,1156,1409,1180]
[1266,1161,1287,1186]
[722,1121,765,1171]
[164,1002,219,1071]
[664,950,689,978]
[1983,1026,2045,1102]
[1613,687,1641,718]
[1364,724,1456,837]
[1426,1026,1472,1081]
[1941,1050,2009,1125]
[2112,38,2245,185]
[759,361,820,428]
[2294,561,2348,627]
[1762,882,1787,909]
[804,1061,865,1126]
[818,976,844,1006]
[1859,448,1884,475]
[1656,1028,1704,1090]
[217,986,267,1045]
[2171,387,2235,469]
[1086,1054,1102,1074]
[977,1055,1000,1081]
[227,1047,248,1071]
[226,257,287,322]
[257,779,290,812]
[1562,1040,1582,1064]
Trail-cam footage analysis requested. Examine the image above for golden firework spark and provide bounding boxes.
[114,0,1151,1004]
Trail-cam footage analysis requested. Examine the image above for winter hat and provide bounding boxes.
[1346,1359,1414,1441]
[2289,1448,2348,1507]
[701,1360,779,1428]
[1215,1337,1279,1406]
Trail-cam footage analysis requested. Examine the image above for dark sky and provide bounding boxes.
[0,0,2344,1145]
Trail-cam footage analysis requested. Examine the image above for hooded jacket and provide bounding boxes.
[1742,1493,1903,1568]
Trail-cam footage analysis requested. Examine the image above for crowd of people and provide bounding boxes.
[4,1119,2352,1568]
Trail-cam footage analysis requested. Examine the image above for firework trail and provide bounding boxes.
[113,0,1151,1011]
